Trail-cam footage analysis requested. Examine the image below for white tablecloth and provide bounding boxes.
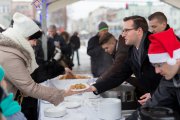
[38,78,127,120]
[39,95,126,120]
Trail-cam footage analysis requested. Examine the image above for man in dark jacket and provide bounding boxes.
[97,32,146,98]
[126,28,180,120]
[87,22,113,77]
[90,15,162,105]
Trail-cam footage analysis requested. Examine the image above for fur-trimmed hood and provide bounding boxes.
[0,34,31,67]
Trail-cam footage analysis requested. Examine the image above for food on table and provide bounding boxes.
[59,74,91,80]
[60,74,76,79]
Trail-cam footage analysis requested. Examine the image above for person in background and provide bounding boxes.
[47,25,67,60]
[61,31,72,59]
[0,12,79,108]
[60,31,74,69]
[87,22,113,77]
[148,11,180,41]
[70,32,80,66]
[89,16,162,105]
[0,65,27,120]
[148,12,168,34]
[126,28,180,120]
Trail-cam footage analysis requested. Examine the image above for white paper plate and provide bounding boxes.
[64,95,82,102]
[44,106,67,118]
[65,102,81,109]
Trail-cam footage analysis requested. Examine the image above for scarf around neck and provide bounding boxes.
[2,28,38,73]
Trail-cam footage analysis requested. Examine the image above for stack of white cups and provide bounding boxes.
[98,98,121,120]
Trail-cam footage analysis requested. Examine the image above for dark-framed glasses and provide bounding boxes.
[122,28,135,33]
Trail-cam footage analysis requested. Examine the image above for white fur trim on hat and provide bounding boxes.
[13,12,40,38]
[167,58,176,65]
[148,48,180,65]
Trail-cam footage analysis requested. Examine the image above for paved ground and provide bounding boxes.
[72,45,91,74]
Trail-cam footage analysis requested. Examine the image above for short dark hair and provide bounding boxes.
[73,31,78,36]
[49,25,56,30]
[99,32,115,45]
[123,15,148,33]
[148,12,167,23]
[61,31,69,42]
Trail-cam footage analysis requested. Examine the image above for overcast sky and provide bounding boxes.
[67,0,161,20]
[12,0,161,20]
[67,1,123,20]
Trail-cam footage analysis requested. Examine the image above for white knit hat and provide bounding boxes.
[2,12,40,73]
[12,12,40,38]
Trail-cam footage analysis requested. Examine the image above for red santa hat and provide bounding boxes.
[148,28,180,65]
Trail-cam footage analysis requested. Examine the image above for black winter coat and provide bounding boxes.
[87,34,113,77]
[70,35,80,51]
[126,75,180,120]
[144,74,180,113]
[94,32,162,97]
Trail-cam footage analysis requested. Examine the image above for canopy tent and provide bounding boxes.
[160,0,180,9]
[47,0,180,11]
[47,0,79,12]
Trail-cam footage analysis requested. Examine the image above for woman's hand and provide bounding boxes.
[63,87,83,97]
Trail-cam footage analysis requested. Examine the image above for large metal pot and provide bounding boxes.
[101,82,135,102]
[100,91,120,98]
[139,107,178,120]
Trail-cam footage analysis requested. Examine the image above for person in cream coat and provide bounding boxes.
[0,12,78,106]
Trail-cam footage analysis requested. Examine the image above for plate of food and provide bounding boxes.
[59,74,91,80]
[70,83,89,92]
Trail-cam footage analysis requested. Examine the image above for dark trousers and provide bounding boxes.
[72,50,80,65]
[21,97,38,120]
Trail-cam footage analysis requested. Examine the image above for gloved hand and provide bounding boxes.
[53,47,62,61]
[0,93,21,117]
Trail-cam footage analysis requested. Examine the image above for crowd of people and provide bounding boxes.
[87,12,180,119]
[0,11,179,120]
